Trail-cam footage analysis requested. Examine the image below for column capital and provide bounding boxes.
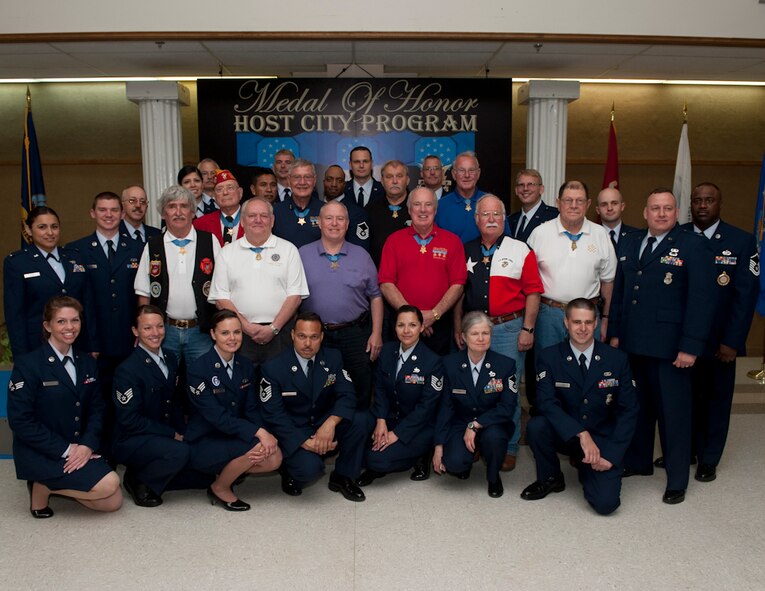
[126,81,190,105]
[518,80,580,104]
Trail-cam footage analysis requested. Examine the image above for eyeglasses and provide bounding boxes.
[215,185,239,194]
[559,198,588,207]
[123,198,148,206]
[453,168,479,176]
[289,174,315,182]
[516,182,540,189]
[478,211,503,218]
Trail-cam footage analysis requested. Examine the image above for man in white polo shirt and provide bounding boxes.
[207,197,309,364]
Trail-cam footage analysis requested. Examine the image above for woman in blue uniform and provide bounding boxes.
[3,206,96,357]
[433,311,517,498]
[357,305,444,487]
[185,310,282,511]
[7,296,122,518]
[178,165,206,215]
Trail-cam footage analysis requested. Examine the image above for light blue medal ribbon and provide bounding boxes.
[321,252,346,269]
[413,234,434,254]
[563,231,583,251]
[480,243,498,263]
[388,204,401,218]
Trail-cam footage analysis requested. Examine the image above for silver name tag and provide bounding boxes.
[24,272,41,278]
[555,382,571,388]
[281,391,298,397]
[43,380,59,387]
[452,388,467,394]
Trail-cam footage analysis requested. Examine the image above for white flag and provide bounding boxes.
[673,122,692,224]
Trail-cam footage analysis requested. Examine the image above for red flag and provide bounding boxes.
[601,120,619,190]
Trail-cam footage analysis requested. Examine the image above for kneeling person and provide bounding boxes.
[260,312,369,502]
[521,298,638,515]
[113,305,197,507]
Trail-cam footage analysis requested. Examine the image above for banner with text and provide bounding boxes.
[198,78,512,199]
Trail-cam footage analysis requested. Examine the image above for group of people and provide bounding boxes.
[3,146,759,518]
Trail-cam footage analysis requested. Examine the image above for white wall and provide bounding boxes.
[3,1,764,40]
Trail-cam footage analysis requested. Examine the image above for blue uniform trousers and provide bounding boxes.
[365,422,433,474]
[691,356,736,467]
[283,413,369,484]
[442,423,509,483]
[322,320,373,410]
[626,355,692,491]
[527,415,622,515]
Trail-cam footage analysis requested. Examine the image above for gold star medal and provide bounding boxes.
[179,247,186,254]
[420,245,427,254]
[465,203,472,212]
[717,271,730,286]
[570,241,577,251]
[482,257,490,264]
[330,261,339,269]
[298,218,306,225]
[392,210,399,218]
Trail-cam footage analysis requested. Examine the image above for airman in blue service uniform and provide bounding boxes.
[521,299,638,515]
[434,311,517,498]
[185,310,282,511]
[680,182,759,483]
[259,312,369,502]
[357,306,444,487]
[112,305,198,508]
[4,206,97,357]
[608,188,716,505]
[7,296,122,517]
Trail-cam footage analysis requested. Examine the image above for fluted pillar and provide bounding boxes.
[518,80,580,206]
[126,81,190,227]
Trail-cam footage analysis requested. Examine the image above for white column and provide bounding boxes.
[126,81,190,227]
[518,80,580,206]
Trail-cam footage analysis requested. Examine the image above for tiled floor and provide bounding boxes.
[0,362,763,590]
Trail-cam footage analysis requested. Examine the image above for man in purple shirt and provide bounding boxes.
[299,201,383,408]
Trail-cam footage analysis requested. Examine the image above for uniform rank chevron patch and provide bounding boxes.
[342,369,352,382]
[189,382,206,396]
[431,375,443,391]
[508,376,518,393]
[9,381,24,391]
[117,388,134,405]
[259,378,272,403]
[536,371,547,382]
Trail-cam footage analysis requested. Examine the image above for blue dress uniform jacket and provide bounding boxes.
[185,348,264,444]
[345,179,385,208]
[112,347,184,459]
[680,220,759,356]
[259,347,357,457]
[508,202,559,243]
[372,341,443,445]
[7,344,104,482]
[3,246,97,357]
[608,225,716,359]
[535,341,638,465]
[67,232,143,358]
[436,350,517,442]
[272,196,323,248]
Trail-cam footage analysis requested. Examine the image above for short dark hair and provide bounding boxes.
[396,304,424,325]
[91,191,122,211]
[210,309,239,330]
[350,146,372,160]
[177,165,203,185]
[250,166,277,186]
[134,304,165,326]
[26,205,60,228]
[565,298,597,318]
[295,311,323,331]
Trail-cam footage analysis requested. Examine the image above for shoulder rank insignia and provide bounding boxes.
[116,388,134,405]
[9,381,24,391]
[342,369,352,382]
[259,378,272,403]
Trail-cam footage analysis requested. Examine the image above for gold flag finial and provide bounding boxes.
[610,101,615,122]
[683,101,688,123]
[26,86,32,110]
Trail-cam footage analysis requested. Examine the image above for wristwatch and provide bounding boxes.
[467,421,479,432]
[521,326,535,334]
[269,323,280,335]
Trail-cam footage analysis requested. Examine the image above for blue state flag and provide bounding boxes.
[754,152,765,316]
[21,89,47,247]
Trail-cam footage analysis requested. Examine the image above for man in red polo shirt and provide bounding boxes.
[379,187,466,355]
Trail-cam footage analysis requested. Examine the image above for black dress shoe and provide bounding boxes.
[662,489,686,504]
[356,470,385,487]
[653,456,665,468]
[124,473,163,508]
[280,472,303,497]
[520,474,566,501]
[410,454,431,481]
[622,468,653,478]
[328,472,366,502]
[488,477,504,498]
[206,486,250,511]
[695,464,717,482]
[27,481,54,519]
